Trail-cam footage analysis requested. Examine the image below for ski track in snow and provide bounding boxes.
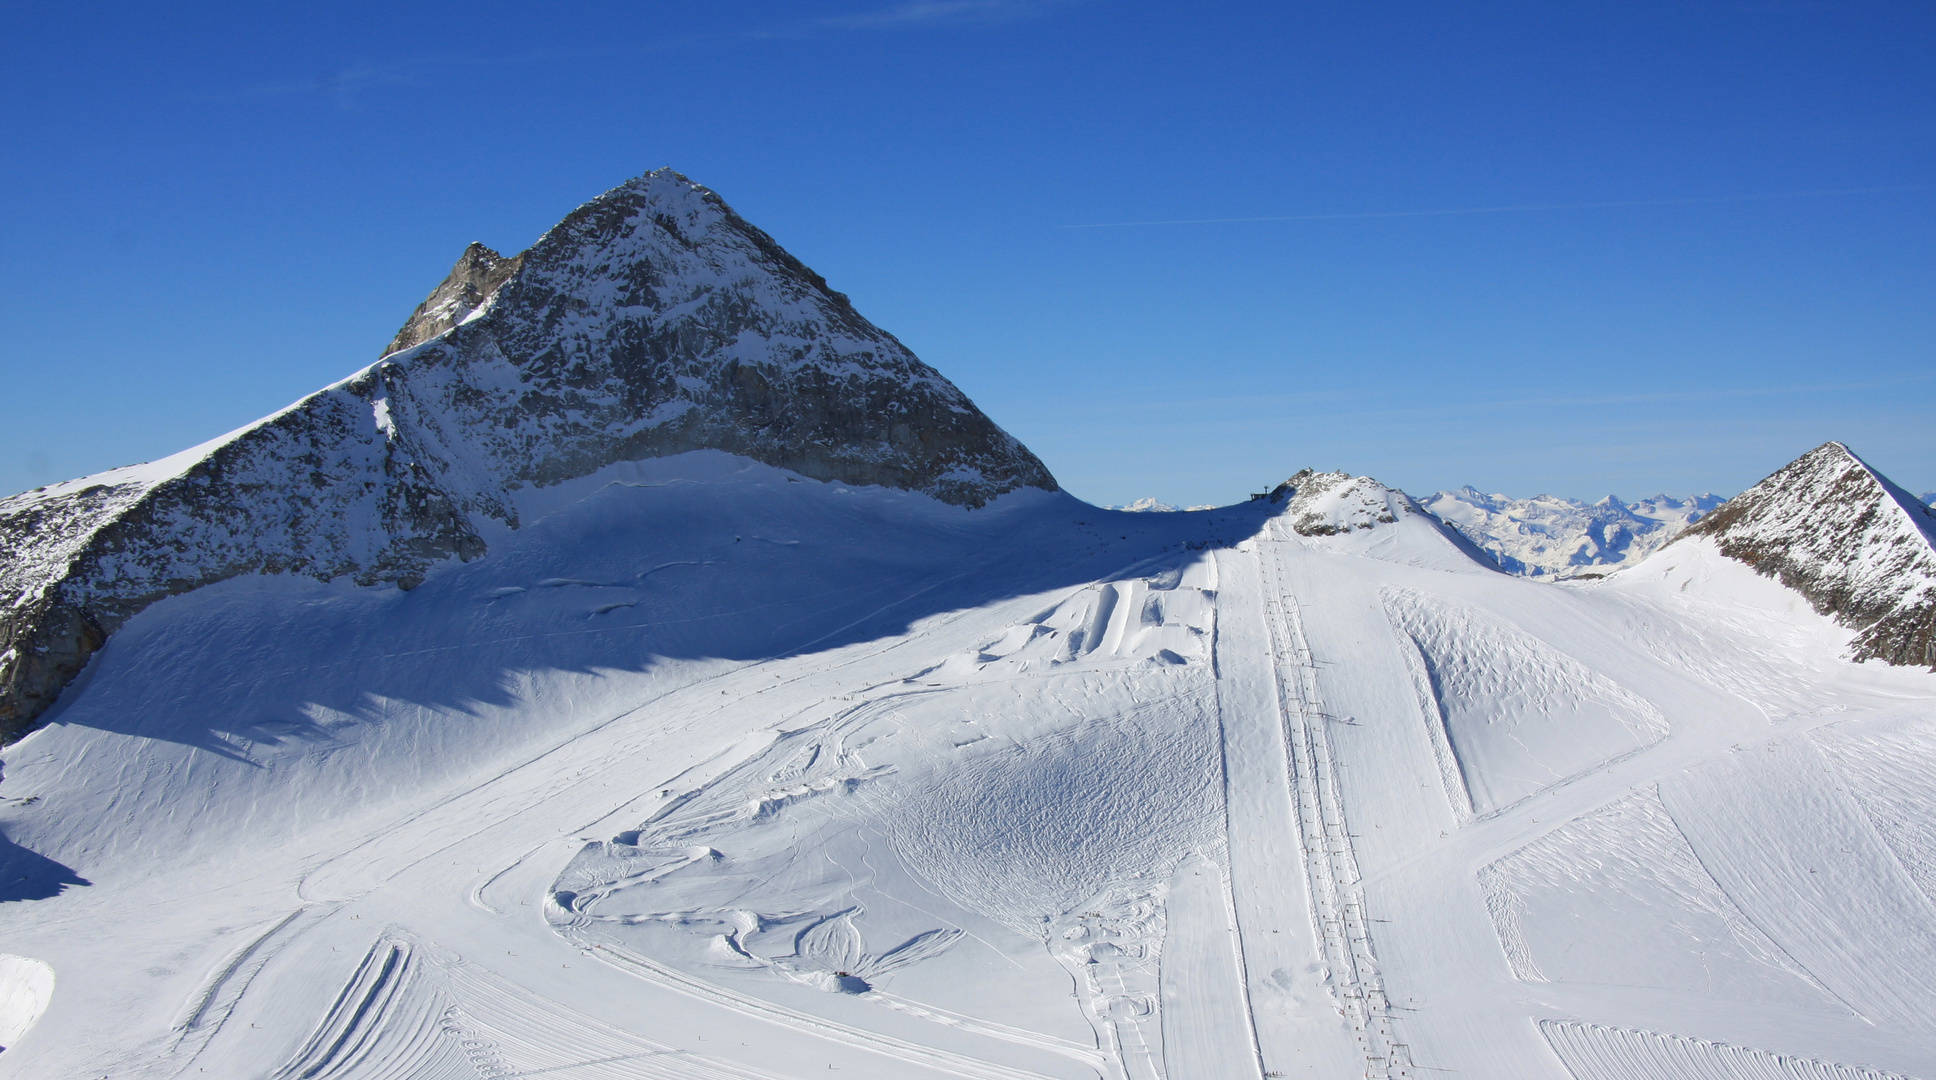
[1541,1020,1916,1080]
[1255,540,1407,1077]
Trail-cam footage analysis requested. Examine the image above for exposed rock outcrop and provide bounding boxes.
[0,169,1056,742]
[1679,441,1936,668]
[382,242,523,358]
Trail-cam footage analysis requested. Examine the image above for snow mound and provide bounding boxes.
[0,956,52,1052]
[1419,487,1722,579]
[1679,441,1936,668]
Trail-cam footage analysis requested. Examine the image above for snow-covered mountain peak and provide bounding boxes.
[0,168,1055,741]
[1678,441,1936,668]
[385,167,1055,501]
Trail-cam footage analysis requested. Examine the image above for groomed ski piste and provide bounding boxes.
[3,448,1935,1080]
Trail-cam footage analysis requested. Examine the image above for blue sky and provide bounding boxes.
[3,1,1930,507]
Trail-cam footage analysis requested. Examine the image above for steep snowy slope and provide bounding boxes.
[1419,488,1722,578]
[5,176,1936,1080]
[0,169,1052,742]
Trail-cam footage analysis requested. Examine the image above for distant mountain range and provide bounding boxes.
[1108,488,1725,579]
[1417,489,1725,579]
[1120,484,1936,582]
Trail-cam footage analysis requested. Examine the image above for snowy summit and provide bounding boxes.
[1,172,1935,1080]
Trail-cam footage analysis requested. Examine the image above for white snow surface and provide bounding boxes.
[2,454,1935,1080]
[1420,487,1724,578]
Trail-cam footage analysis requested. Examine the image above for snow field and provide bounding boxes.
[1477,788,1832,1005]
[2,454,1935,1079]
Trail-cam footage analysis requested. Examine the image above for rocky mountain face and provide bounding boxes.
[1420,488,1723,579]
[381,241,523,358]
[0,169,1056,742]
[1679,441,1936,668]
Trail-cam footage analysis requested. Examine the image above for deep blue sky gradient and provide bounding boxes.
[3,1,1931,506]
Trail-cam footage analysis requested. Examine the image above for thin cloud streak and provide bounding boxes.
[817,0,1060,29]
[198,3,1060,103]
[183,39,708,105]
[1060,184,1936,228]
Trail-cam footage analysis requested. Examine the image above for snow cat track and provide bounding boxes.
[1256,542,1410,1080]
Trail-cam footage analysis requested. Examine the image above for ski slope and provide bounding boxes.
[2,452,1934,1079]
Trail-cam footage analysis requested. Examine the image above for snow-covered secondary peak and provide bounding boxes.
[1265,468,1405,535]
[0,168,1055,741]
[1256,468,1496,573]
[1678,441,1936,668]
[1419,487,1724,579]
